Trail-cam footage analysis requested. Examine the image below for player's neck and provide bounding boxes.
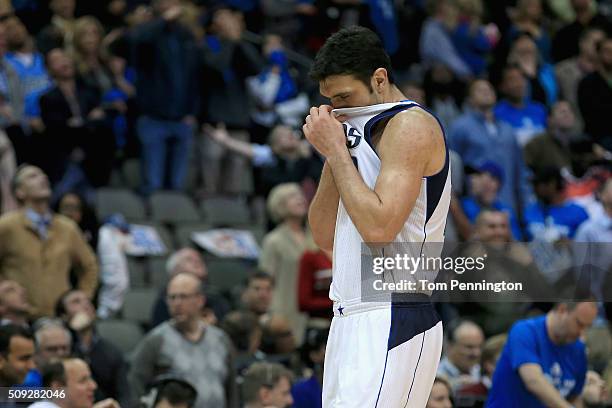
[382,84,406,104]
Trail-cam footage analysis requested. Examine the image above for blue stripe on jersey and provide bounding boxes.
[387,297,439,351]
[362,102,450,223]
[362,103,418,155]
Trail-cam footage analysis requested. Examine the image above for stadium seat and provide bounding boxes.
[95,188,146,222]
[122,288,159,326]
[96,319,144,354]
[150,191,201,225]
[206,259,255,293]
[173,223,213,248]
[127,257,148,288]
[200,197,251,226]
[147,257,169,288]
[121,158,142,190]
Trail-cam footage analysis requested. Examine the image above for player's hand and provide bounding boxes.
[303,105,346,158]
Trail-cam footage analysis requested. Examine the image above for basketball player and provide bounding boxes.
[303,27,451,407]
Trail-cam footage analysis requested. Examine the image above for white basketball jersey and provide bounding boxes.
[329,101,451,309]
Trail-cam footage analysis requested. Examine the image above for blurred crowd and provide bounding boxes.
[0,0,611,407]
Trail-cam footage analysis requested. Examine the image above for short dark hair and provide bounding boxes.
[245,270,275,287]
[40,360,66,387]
[242,362,293,404]
[0,324,33,356]
[310,26,394,87]
[220,311,260,352]
[155,378,198,407]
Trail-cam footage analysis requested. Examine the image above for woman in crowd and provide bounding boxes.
[259,183,312,344]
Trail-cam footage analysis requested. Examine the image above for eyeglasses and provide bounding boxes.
[166,293,200,302]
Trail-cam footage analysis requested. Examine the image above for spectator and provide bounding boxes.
[525,166,589,241]
[96,214,130,319]
[39,48,114,189]
[240,271,274,319]
[577,35,612,151]
[574,178,612,301]
[291,328,327,408]
[524,100,595,178]
[55,290,132,407]
[246,34,309,133]
[55,192,99,249]
[420,0,473,80]
[487,301,598,407]
[33,318,71,365]
[29,358,120,408]
[506,0,552,62]
[220,311,261,355]
[399,80,427,106]
[259,183,311,344]
[0,280,31,327]
[494,64,548,147]
[449,79,533,216]
[0,324,34,387]
[456,333,507,404]
[0,21,26,164]
[200,6,264,195]
[297,247,333,318]
[452,0,499,77]
[437,320,484,392]
[204,124,321,197]
[551,0,612,63]
[0,165,98,318]
[4,16,50,128]
[582,370,607,407]
[426,377,453,408]
[461,161,523,240]
[70,16,135,154]
[24,318,71,387]
[260,315,297,356]
[36,0,77,53]
[555,27,605,132]
[0,129,17,213]
[506,33,557,107]
[151,248,229,328]
[129,0,200,195]
[242,362,294,408]
[129,273,237,408]
[139,375,198,408]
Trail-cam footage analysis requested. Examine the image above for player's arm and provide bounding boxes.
[518,363,574,408]
[308,161,340,251]
[326,108,442,242]
[569,396,584,408]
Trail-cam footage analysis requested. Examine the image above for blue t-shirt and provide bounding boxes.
[487,316,587,407]
[291,375,322,408]
[461,196,523,240]
[524,201,589,240]
[494,100,547,147]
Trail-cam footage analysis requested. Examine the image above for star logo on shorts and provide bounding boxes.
[338,306,344,316]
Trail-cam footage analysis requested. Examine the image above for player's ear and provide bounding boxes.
[371,68,388,93]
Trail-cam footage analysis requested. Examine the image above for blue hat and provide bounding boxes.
[103,213,130,233]
[477,161,504,185]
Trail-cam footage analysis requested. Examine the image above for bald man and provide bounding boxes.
[130,273,237,408]
[437,320,485,392]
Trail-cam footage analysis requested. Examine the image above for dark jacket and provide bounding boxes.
[130,18,201,121]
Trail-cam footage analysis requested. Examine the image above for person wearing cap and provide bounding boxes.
[0,165,98,318]
[96,213,131,319]
[461,160,523,239]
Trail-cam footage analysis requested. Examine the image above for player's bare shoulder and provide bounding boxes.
[380,106,445,176]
